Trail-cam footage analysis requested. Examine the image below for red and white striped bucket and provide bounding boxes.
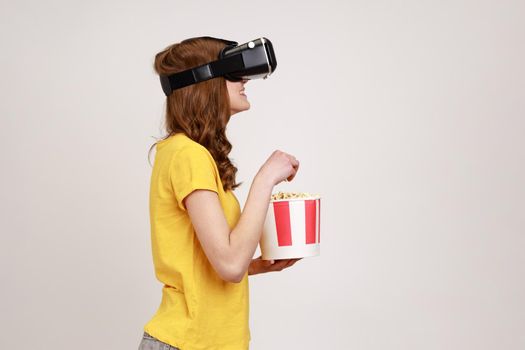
[260,195,321,260]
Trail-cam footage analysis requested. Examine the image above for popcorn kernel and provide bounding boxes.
[271,191,320,201]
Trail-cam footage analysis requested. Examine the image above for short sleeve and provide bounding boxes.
[170,145,219,212]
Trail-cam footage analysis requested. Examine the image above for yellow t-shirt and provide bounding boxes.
[144,133,250,350]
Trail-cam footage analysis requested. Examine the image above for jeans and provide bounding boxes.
[138,332,181,350]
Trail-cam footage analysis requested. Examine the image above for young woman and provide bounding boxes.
[138,37,301,350]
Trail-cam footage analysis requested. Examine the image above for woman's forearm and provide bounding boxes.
[229,174,273,281]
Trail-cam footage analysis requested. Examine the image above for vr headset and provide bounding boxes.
[160,37,277,96]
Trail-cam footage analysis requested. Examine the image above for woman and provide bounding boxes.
[138,37,301,350]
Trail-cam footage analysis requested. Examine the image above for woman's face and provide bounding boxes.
[226,79,250,115]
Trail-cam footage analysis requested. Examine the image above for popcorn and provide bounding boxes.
[271,191,320,201]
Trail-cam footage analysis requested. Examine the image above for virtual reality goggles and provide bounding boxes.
[160,37,277,96]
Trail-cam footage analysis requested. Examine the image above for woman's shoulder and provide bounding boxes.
[157,133,213,160]
[157,133,203,151]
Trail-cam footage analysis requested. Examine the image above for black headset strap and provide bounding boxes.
[165,54,244,91]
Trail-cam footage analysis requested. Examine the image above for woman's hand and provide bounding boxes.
[248,255,303,276]
[256,150,300,186]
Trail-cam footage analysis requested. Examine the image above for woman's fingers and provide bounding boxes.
[287,163,299,182]
[286,258,302,268]
[287,155,299,170]
[272,258,302,270]
[271,260,289,270]
[283,260,296,268]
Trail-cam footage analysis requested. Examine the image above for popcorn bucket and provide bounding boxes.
[260,193,321,260]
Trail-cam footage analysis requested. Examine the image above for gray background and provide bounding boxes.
[1,0,524,349]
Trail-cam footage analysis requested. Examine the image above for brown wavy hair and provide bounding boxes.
[148,37,242,192]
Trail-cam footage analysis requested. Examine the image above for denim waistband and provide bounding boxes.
[143,332,156,340]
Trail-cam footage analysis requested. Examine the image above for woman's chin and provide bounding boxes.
[233,105,250,115]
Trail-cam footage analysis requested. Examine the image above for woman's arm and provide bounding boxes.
[185,151,299,283]
[185,173,273,283]
[228,175,274,280]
